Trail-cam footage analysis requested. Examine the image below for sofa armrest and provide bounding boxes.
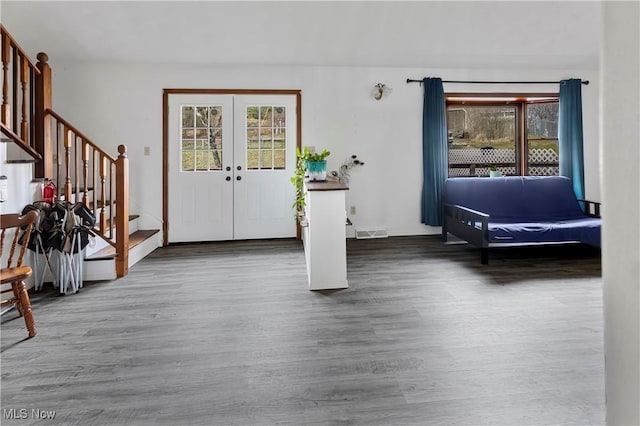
[445,203,490,221]
[578,199,601,218]
[442,203,490,247]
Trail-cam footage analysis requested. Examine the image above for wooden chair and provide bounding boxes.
[1,211,38,338]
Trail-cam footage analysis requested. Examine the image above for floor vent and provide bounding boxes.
[355,228,388,239]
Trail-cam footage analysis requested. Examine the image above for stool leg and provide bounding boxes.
[12,281,37,338]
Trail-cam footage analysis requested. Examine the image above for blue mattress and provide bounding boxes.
[488,218,601,247]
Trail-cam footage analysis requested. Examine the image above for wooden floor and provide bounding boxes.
[1,236,604,425]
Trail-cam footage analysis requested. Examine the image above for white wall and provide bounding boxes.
[48,62,600,239]
[0,147,40,215]
[600,2,640,425]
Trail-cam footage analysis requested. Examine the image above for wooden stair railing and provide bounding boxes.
[0,25,42,161]
[2,25,131,277]
[44,109,130,277]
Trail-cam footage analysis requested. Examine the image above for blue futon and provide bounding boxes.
[441,176,601,264]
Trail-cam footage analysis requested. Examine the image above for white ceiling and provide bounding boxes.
[2,1,601,69]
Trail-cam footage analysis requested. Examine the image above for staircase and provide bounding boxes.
[1,24,159,280]
[84,215,160,281]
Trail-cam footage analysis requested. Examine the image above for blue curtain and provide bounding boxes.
[558,78,585,201]
[421,78,448,226]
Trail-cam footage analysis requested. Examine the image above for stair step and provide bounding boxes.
[85,246,117,261]
[105,214,139,229]
[6,159,37,164]
[128,229,160,249]
[85,229,159,261]
[2,128,42,160]
[89,200,114,209]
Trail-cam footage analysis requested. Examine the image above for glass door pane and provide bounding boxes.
[245,105,287,170]
[180,105,224,172]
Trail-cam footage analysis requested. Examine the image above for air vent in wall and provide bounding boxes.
[355,227,388,239]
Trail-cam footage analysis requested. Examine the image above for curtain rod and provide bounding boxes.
[406,78,589,85]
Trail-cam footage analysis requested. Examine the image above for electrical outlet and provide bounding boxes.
[350,206,356,215]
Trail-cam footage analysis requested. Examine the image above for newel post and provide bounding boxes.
[115,144,130,278]
[34,52,53,179]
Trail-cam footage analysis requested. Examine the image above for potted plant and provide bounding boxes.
[305,148,330,182]
[291,147,308,221]
[290,147,331,222]
[488,164,501,178]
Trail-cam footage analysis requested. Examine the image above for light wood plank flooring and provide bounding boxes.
[1,236,604,425]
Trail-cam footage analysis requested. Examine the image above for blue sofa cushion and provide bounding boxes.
[489,218,601,247]
[443,176,586,222]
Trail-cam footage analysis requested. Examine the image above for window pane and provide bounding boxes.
[247,133,259,149]
[273,106,286,127]
[182,129,194,139]
[195,107,208,127]
[260,106,272,125]
[181,104,225,173]
[195,139,209,150]
[246,106,259,127]
[447,105,517,177]
[273,149,286,169]
[527,103,558,138]
[273,129,286,149]
[210,128,222,149]
[182,151,194,171]
[209,106,222,127]
[260,150,273,169]
[182,106,194,127]
[528,102,559,176]
[245,105,287,171]
[260,128,273,148]
[194,151,208,170]
[209,150,222,170]
[247,149,259,170]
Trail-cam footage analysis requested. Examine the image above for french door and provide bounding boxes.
[167,93,298,243]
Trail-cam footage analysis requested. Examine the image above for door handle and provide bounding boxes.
[226,176,231,181]
[236,176,242,181]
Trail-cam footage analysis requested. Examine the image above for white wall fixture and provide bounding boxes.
[331,155,364,185]
[0,176,8,202]
[355,227,388,239]
[372,83,391,100]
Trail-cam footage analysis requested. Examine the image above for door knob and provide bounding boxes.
[226,166,231,171]
[226,176,231,181]
[236,176,242,181]
[237,165,242,171]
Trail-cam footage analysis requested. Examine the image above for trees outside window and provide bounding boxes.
[446,94,559,177]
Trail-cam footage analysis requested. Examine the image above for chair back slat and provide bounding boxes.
[0,210,38,338]
[1,211,37,269]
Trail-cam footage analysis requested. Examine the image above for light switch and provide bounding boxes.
[144,147,150,156]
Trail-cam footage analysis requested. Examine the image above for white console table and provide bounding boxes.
[302,179,348,291]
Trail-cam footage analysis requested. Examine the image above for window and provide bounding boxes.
[246,105,287,170]
[181,105,223,171]
[446,94,559,177]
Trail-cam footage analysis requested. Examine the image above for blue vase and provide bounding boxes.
[307,160,327,181]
